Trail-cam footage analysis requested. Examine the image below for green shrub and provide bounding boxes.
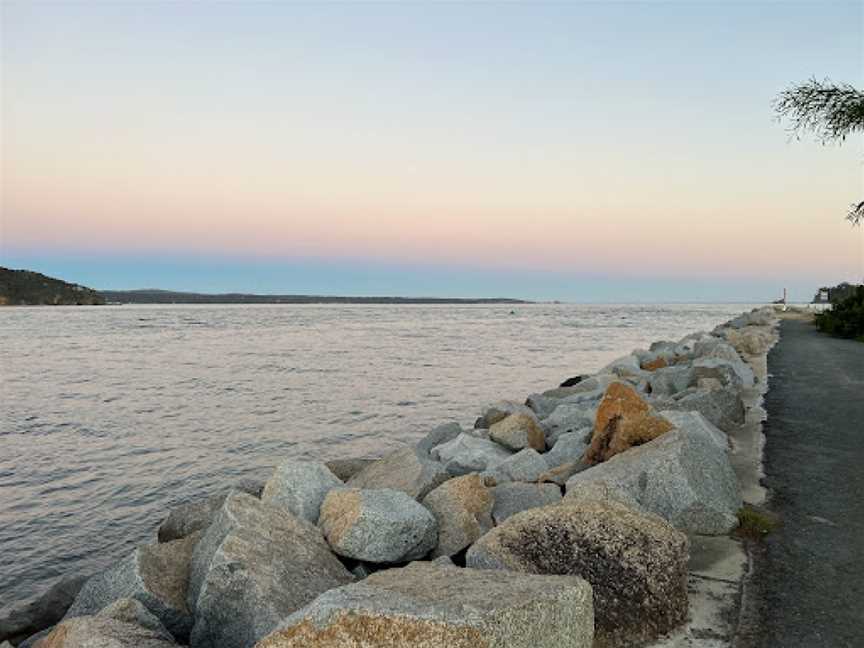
[735,504,781,540]
[815,285,864,340]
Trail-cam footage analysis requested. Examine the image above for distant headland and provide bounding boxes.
[0,267,528,306]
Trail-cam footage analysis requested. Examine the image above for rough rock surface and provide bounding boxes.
[0,575,88,645]
[488,414,545,451]
[33,598,176,648]
[491,482,562,524]
[584,383,674,464]
[414,423,463,455]
[543,430,591,468]
[65,534,199,642]
[430,433,512,476]
[645,365,693,397]
[657,386,745,433]
[660,409,728,450]
[346,446,450,500]
[421,475,493,557]
[482,448,547,484]
[561,482,644,512]
[157,479,264,543]
[466,500,688,648]
[324,458,376,482]
[187,492,352,648]
[319,488,437,563]
[261,460,343,523]
[567,428,741,534]
[474,401,539,429]
[255,562,594,648]
[692,357,755,389]
[541,403,597,448]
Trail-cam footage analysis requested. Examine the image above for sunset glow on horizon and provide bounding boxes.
[2,1,862,301]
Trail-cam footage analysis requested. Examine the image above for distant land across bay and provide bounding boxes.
[0,267,530,306]
[100,289,530,305]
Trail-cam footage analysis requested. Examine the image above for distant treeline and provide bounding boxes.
[0,267,104,306]
[100,289,529,305]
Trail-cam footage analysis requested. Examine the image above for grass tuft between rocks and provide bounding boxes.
[735,504,781,540]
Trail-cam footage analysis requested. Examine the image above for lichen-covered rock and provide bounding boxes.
[474,401,539,429]
[430,433,512,476]
[324,458,377,482]
[319,488,437,563]
[0,575,87,645]
[34,598,176,648]
[488,414,545,451]
[65,534,199,642]
[254,562,594,648]
[482,448,547,484]
[491,482,562,524]
[262,460,343,523]
[347,446,450,500]
[466,500,688,648]
[188,492,352,648]
[421,475,493,557]
[543,430,591,468]
[584,383,674,464]
[567,428,741,534]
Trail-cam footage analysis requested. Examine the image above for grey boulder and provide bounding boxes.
[319,488,437,563]
[157,479,264,543]
[33,598,176,648]
[65,533,199,642]
[414,422,463,455]
[491,482,562,524]
[482,448,547,484]
[255,562,594,648]
[324,457,377,482]
[421,474,493,557]
[541,403,596,448]
[660,409,729,450]
[566,427,742,534]
[488,414,545,451]
[187,491,352,648]
[466,500,688,648]
[261,460,343,523]
[347,446,450,500]
[430,433,512,476]
[543,430,591,468]
[0,574,87,645]
[474,400,539,429]
[645,365,694,397]
[656,385,745,433]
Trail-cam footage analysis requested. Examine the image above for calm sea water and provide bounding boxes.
[0,303,751,608]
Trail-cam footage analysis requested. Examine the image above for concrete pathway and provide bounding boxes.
[743,319,864,647]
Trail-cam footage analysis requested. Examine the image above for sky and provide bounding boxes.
[1,1,862,302]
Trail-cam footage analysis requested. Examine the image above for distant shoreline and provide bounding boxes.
[98,289,530,305]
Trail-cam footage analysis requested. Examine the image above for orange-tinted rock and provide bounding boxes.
[584,383,673,464]
[641,357,669,371]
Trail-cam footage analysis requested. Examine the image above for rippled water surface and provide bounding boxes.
[0,303,751,606]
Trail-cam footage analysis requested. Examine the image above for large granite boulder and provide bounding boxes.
[33,598,176,648]
[719,326,775,357]
[482,448,547,484]
[660,409,728,450]
[319,488,437,563]
[524,393,562,419]
[0,575,87,645]
[541,402,596,448]
[65,533,199,642]
[346,446,450,500]
[656,386,745,433]
[421,475,493,557]
[474,401,539,429]
[566,428,741,534]
[414,422,463,455]
[491,482,562,524]
[584,383,673,464]
[324,458,377,482]
[262,460,343,523]
[645,365,694,397]
[543,430,591,468]
[600,354,645,380]
[692,357,755,389]
[466,500,688,648]
[488,414,545,451]
[430,433,512,476]
[157,479,265,543]
[254,562,594,648]
[187,492,352,648]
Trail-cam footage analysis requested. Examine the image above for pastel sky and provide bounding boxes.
[1,1,862,301]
